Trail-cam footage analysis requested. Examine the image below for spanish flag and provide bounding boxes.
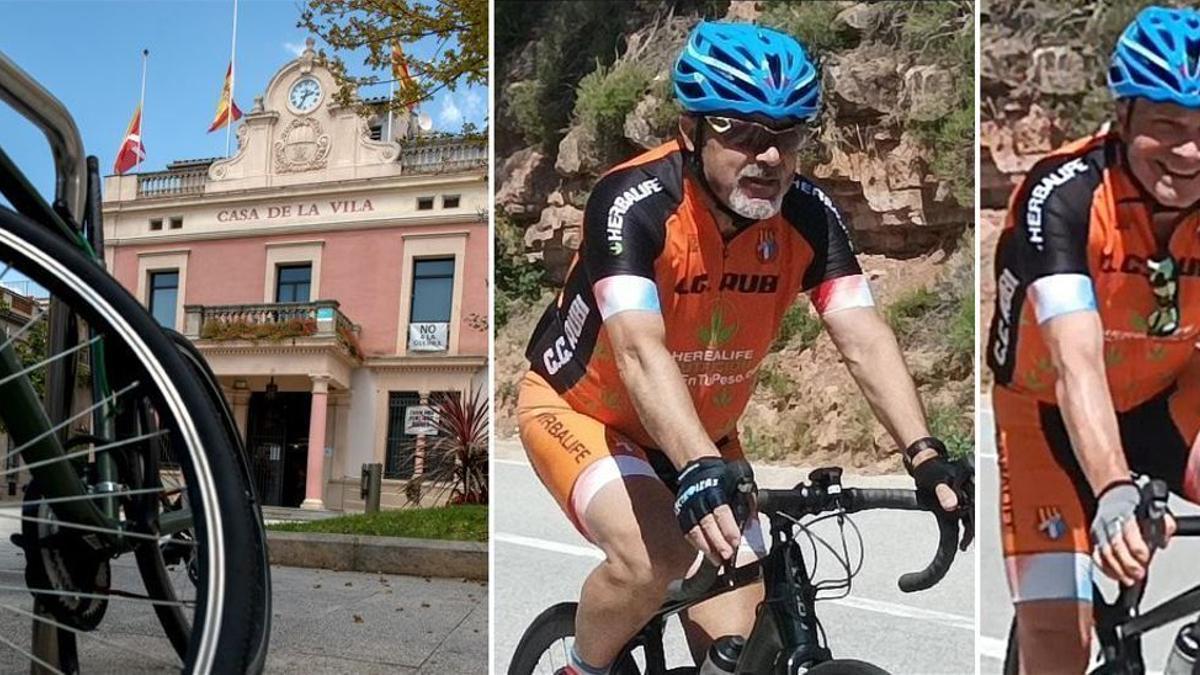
[113,105,145,175]
[207,61,243,133]
[391,40,417,112]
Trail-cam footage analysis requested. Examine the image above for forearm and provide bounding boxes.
[616,342,719,469]
[831,311,928,449]
[1055,364,1128,494]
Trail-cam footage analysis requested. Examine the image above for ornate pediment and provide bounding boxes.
[274,117,331,173]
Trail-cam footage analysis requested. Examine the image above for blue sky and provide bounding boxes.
[0,0,487,201]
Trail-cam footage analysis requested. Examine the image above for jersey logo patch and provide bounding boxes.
[698,300,739,347]
[606,177,664,255]
[757,229,778,263]
[1036,506,1066,541]
[1025,158,1089,251]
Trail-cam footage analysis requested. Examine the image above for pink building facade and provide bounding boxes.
[102,42,487,511]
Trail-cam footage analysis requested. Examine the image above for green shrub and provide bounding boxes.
[885,286,939,342]
[926,403,972,460]
[759,0,860,55]
[574,60,651,151]
[509,80,548,147]
[913,104,975,207]
[494,212,546,328]
[772,300,822,352]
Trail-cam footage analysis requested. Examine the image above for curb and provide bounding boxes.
[266,530,488,581]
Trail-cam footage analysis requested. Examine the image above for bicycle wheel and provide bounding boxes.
[508,602,642,675]
[805,659,891,674]
[0,205,269,673]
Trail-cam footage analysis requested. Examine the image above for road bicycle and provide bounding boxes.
[1002,480,1200,675]
[509,462,972,674]
[0,52,270,673]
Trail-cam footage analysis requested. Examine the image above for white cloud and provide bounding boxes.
[438,93,463,128]
[463,88,483,114]
[283,42,306,57]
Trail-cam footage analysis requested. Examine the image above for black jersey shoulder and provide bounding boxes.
[781,175,862,290]
[1004,136,1112,278]
[581,149,686,282]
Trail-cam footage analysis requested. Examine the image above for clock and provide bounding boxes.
[288,77,322,114]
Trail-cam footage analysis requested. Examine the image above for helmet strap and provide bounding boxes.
[687,122,757,232]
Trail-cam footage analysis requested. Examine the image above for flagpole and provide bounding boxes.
[138,49,148,169]
[387,76,395,142]
[225,0,239,157]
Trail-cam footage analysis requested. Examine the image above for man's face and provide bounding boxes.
[686,115,803,220]
[1119,100,1200,208]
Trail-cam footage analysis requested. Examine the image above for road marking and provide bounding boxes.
[495,533,603,560]
[979,635,1006,660]
[495,458,530,468]
[496,532,973,631]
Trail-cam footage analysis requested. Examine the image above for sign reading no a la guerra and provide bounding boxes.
[408,322,449,351]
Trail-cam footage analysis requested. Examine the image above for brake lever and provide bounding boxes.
[1138,479,1170,550]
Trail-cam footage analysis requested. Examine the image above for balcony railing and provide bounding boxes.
[137,167,208,199]
[183,300,361,357]
[400,137,487,174]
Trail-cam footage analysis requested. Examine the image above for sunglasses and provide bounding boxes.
[1146,255,1180,336]
[704,116,809,155]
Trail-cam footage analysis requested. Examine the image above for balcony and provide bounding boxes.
[183,300,362,361]
[400,137,487,175]
[137,166,208,199]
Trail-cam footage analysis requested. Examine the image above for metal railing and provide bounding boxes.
[183,300,358,344]
[400,137,487,174]
[136,167,208,198]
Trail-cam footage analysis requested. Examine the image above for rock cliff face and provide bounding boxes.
[494,1,975,465]
[498,1,975,275]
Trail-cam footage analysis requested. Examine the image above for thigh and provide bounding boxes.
[995,388,1094,605]
[1163,360,1200,502]
[1013,600,1092,674]
[680,580,764,665]
[517,370,658,537]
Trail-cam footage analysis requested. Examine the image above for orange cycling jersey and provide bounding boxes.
[987,131,1200,603]
[987,130,1200,411]
[525,141,872,450]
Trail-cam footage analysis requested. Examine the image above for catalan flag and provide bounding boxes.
[113,105,145,175]
[391,40,417,112]
[207,61,243,133]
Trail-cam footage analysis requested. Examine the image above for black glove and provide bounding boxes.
[673,457,755,535]
[904,437,975,551]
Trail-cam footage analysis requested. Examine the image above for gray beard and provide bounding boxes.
[727,186,783,220]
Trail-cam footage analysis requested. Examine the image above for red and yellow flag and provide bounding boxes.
[391,40,417,112]
[113,105,145,175]
[207,61,243,133]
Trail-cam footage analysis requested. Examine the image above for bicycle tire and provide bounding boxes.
[1003,616,1018,675]
[804,659,891,674]
[0,205,268,674]
[509,602,641,675]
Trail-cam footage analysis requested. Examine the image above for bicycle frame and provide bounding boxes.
[0,50,193,550]
[626,512,838,674]
[1091,515,1200,674]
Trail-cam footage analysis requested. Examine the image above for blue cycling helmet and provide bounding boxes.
[673,21,821,122]
[1108,6,1200,107]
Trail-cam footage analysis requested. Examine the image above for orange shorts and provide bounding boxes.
[516,370,746,539]
[996,359,1200,603]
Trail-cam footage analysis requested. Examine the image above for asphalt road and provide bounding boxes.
[0,508,487,674]
[978,407,1200,674]
[493,440,975,674]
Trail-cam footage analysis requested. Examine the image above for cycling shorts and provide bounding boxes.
[517,369,765,556]
[995,361,1200,604]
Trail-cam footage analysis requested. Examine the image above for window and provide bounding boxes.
[148,271,179,328]
[275,264,312,303]
[149,218,163,231]
[169,217,183,230]
[416,196,434,211]
[384,391,421,479]
[442,194,460,209]
[368,122,383,141]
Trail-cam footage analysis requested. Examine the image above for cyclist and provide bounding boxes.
[518,20,973,675]
[987,6,1200,673]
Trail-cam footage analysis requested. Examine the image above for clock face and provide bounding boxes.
[289,77,322,113]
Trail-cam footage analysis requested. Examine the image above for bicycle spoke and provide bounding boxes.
[0,333,100,388]
[0,631,64,675]
[0,305,49,356]
[0,585,193,609]
[0,510,198,546]
[0,603,181,668]
[1,380,140,466]
[1,428,169,478]
[0,262,11,283]
[18,486,181,509]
